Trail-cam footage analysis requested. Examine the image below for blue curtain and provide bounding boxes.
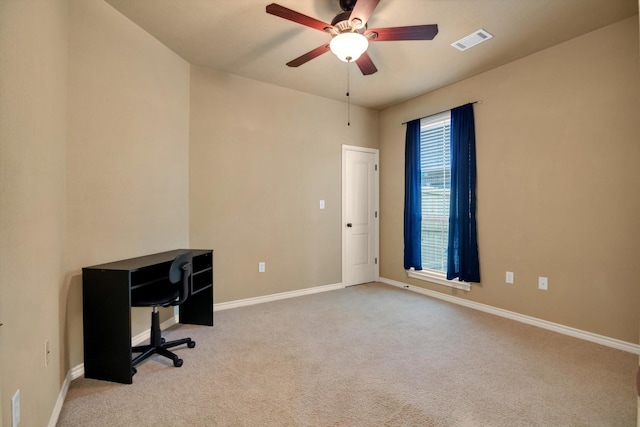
[404,119,422,270]
[447,104,480,282]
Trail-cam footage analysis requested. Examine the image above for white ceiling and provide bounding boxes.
[104,0,638,110]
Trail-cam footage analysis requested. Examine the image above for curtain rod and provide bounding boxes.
[401,100,482,125]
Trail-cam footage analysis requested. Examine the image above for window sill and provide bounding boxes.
[406,269,471,292]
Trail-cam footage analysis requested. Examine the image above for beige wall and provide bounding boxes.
[65,0,191,368]
[0,1,68,426]
[189,65,379,303]
[1,0,191,423]
[379,16,640,344]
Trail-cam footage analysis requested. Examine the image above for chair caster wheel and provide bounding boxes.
[187,341,196,348]
[174,358,183,367]
[132,367,137,376]
[161,338,166,344]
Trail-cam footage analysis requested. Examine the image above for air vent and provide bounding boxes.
[451,29,493,51]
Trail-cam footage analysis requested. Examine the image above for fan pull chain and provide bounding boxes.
[346,59,351,126]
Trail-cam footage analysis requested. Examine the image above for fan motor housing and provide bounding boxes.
[339,0,357,11]
[331,11,352,29]
[331,10,365,33]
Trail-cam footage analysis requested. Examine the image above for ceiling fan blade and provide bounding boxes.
[286,43,331,68]
[266,3,332,32]
[367,24,439,41]
[355,52,378,75]
[349,0,380,28]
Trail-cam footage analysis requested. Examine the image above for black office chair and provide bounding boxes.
[131,252,196,373]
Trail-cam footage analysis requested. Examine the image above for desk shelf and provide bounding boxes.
[82,249,213,384]
[192,267,213,295]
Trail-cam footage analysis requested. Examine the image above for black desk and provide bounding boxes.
[82,249,213,384]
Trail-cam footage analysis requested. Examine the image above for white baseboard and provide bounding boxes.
[379,276,640,355]
[214,282,344,311]
[70,363,84,381]
[47,368,73,427]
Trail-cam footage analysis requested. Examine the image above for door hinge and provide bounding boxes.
[375,211,378,218]
[375,164,378,171]
[375,257,378,264]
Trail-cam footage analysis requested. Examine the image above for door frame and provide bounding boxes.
[341,144,380,286]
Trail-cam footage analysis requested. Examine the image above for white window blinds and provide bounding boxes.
[420,111,451,272]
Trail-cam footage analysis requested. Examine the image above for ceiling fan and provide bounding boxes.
[266,0,438,76]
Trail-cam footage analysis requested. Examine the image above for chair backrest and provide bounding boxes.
[169,252,193,306]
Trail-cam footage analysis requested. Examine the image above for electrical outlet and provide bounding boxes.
[319,200,325,209]
[11,389,20,427]
[45,340,50,367]
[258,262,265,273]
[538,276,548,291]
[506,271,514,284]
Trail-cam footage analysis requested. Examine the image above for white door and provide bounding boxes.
[342,145,379,287]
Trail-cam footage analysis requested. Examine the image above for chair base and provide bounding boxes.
[132,308,195,371]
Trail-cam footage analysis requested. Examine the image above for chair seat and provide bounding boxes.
[131,284,179,307]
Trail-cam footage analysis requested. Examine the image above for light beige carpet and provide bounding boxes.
[57,282,637,426]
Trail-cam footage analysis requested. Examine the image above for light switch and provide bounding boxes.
[319,200,325,209]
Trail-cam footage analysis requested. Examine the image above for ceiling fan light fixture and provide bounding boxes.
[329,32,369,62]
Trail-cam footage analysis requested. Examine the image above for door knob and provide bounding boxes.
[346,223,353,227]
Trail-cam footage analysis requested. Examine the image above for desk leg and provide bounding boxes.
[179,285,213,326]
[83,270,133,384]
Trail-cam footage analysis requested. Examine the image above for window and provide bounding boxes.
[419,111,451,273]
[405,103,478,290]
